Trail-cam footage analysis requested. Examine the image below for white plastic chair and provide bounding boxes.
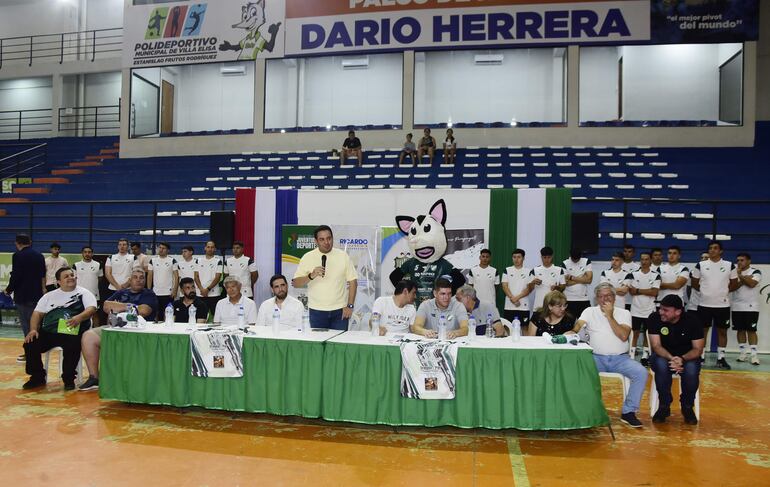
[646,332,701,419]
[43,347,83,383]
[598,334,633,404]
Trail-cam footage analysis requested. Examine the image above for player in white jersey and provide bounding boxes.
[194,240,224,315]
[225,240,258,298]
[600,253,632,309]
[147,242,179,321]
[620,244,640,308]
[628,252,661,366]
[501,248,533,324]
[658,245,690,303]
[468,248,499,305]
[686,252,709,315]
[528,246,566,313]
[650,248,663,274]
[731,253,762,365]
[74,245,103,327]
[176,245,198,297]
[563,248,593,319]
[105,238,135,291]
[691,241,738,369]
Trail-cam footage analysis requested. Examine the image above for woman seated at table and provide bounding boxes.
[526,290,581,336]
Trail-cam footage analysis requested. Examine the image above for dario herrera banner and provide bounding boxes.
[285,0,652,55]
[123,0,286,68]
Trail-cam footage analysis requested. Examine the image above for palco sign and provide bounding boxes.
[123,1,759,66]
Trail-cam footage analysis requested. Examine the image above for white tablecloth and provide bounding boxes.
[327,331,593,350]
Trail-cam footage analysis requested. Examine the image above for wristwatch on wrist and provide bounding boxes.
[308,273,314,280]
[346,304,354,309]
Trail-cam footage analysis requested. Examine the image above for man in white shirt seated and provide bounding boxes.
[575,283,648,428]
[213,276,257,326]
[370,280,417,336]
[256,274,305,329]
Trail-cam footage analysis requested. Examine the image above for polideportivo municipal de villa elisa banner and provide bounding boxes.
[123,0,758,67]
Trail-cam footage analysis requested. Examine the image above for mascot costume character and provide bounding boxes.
[389,199,466,303]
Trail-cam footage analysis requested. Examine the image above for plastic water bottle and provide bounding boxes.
[126,304,138,324]
[371,312,381,338]
[438,313,447,340]
[485,313,494,338]
[467,316,477,341]
[164,302,174,325]
[272,307,281,334]
[188,303,197,325]
[301,308,310,334]
[512,316,522,342]
[237,304,245,328]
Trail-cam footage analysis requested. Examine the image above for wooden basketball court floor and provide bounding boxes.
[0,337,768,486]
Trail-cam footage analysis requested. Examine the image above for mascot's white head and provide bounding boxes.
[396,199,448,264]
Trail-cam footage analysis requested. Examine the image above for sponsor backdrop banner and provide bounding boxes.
[380,227,485,297]
[123,0,286,68]
[281,225,379,330]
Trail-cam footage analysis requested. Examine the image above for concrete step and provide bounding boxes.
[51,168,85,175]
[69,161,103,167]
[100,148,120,155]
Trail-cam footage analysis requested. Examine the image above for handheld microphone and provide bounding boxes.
[321,255,327,276]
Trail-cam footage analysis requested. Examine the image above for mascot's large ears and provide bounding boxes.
[396,215,415,236]
[429,199,447,226]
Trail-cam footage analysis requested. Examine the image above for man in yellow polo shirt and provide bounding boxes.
[292,225,358,330]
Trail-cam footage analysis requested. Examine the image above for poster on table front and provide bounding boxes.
[379,227,485,297]
[281,224,379,330]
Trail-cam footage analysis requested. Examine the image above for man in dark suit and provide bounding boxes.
[4,234,46,362]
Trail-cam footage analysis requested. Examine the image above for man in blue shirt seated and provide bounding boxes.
[78,269,157,392]
[455,284,504,336]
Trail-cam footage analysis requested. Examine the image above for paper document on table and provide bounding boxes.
[190,330,244,378]
[400,341,458,400]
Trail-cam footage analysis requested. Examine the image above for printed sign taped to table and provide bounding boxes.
[400,341,458,400]
[190,330,244,378]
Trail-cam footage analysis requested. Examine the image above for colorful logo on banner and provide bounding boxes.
[145,4,207,40]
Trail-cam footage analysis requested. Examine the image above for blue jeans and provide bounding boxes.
[594,353,648,414]
[16,302,36,337]
[650,354,701,409]
[309,308,348,331]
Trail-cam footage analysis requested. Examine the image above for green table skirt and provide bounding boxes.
[321,342,609,430]
[100,330,325,417]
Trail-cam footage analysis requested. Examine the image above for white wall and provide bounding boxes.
[266,55,404,129]
[414,49,565,125]
[85,0,123,31]
[174,62,254,132]
[622,44,721,121]
[0,0,78,38]
[579,47,620,121]
[0,77,52,111]
[84,71,121,107]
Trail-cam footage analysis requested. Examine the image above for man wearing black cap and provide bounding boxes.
[647,295,705,425]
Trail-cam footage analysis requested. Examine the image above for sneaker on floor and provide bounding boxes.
[640,357,650,368]
[78,377,99,391]
[737,350,749,362]
[64,381,76,391]
[716,358,732,370]
[22,376,46,390]
[751,355,760,366]
[16,354,26,363]
[682,407,698,425]
[620,412,643,428]
[652,407,670,424]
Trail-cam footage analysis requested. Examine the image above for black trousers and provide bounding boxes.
[24,329,83,382]
[156,295,174,321]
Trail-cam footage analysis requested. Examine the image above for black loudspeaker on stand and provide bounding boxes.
[571,212,599,254]
[210,211,235,249]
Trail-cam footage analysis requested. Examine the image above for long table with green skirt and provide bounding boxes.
[321,332,609,430]
[99,324,342,417]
